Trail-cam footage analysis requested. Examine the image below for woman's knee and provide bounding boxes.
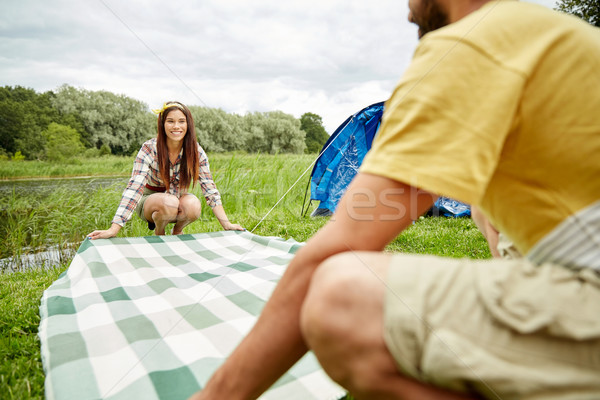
[178,194,201,222]
[145,193,179,220]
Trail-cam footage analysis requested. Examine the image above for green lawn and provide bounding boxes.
[0,154,491,399]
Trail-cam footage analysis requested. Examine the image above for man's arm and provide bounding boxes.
[191,173,436,400]
[470,206,501,258]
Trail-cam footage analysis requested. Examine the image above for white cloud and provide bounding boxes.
[0,0,557,133]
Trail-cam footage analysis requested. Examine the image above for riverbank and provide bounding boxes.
[0,155,132,180]
[0,152,314,180]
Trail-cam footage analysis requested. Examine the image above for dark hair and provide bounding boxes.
[156,101,199,192]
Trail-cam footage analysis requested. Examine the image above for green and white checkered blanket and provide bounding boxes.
[39,231,345,400]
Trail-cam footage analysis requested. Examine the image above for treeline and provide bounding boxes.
[0,85,329,161]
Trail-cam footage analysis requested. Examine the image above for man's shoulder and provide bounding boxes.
[434,1,590,40]
[417,1,594,75]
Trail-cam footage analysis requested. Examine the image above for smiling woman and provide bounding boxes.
[87,101,244,240]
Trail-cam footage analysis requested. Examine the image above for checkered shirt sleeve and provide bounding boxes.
[111,142,154,226]
[197,143,222,208]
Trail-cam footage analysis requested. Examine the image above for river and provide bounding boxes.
[0,176,128,273]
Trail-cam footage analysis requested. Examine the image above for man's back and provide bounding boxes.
[363,0,600,257]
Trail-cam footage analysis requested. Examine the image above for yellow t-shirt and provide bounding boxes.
[361,1,600,255]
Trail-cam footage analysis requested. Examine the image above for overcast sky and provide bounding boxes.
[2,0,556,133]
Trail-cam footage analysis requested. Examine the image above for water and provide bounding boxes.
[0,176,128,273]
[0,176,128,199]
[0,245,80,272]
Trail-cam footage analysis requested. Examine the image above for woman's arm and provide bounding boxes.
[211,204,245,231]
[88,141,154,239]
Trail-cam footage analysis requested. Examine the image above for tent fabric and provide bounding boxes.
[310,102,385,216]
[308,102,470,218]
[432,197,472,218]
[38,231,345,400]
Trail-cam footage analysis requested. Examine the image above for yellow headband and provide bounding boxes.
[151,102,185,115]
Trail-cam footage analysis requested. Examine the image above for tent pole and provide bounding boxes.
[300,176,312,217]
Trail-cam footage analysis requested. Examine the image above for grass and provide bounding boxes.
[0,267,66,399]
[0,153,491,399]
[0,155,132,179]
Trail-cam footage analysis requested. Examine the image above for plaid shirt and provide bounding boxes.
[112,138,221,226]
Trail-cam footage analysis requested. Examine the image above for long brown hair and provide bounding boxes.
[156,101,199,192]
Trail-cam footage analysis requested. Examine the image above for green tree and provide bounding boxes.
[243,111,306,154]
[0,86,50,158]
[51,85,155,155]
[555,0,599,27]
[190,106,246,152]
[300,112,329,153]
[42,123,84,161]
[0,86,86,159]
[0,92,25,154]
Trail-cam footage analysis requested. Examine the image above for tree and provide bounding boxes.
[243,111,306,154]
[51,85,155,156]
[555,0,600,27]
[0,86,87,159]
[42,123,84,161]
[262,111,306,154]
[190,106,246,152]
[300,112,329,154]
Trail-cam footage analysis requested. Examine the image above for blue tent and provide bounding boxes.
[306,102,384,217]
[305,101,470,218]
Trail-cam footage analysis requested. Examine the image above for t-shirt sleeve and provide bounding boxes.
[361,36,525,205]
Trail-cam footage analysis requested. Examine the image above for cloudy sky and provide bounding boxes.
[2,0,556,133]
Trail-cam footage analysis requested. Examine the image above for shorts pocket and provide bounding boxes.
[476,260,600,340]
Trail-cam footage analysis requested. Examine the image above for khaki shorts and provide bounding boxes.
[383,254,600,400]
[135,187,162,222]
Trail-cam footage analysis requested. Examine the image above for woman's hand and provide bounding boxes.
[222,221,246,231]
[87,223,122,240]
[212,205,245,231]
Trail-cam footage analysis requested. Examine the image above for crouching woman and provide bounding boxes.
[88,101,243,240]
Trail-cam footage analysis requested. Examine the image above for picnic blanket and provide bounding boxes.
[39,231,345,400]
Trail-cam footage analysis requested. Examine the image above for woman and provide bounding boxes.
[88,101,243,240]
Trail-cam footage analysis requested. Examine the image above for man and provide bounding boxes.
[191,0,600,398]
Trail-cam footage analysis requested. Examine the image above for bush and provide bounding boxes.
[83,147,101,158]
[42,123,84,161]
[99,143,111,156]
[12,151,25,161]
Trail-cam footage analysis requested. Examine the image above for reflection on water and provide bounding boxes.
[0,245,80,272]
[0,176,128,273]
[0,176,128,199]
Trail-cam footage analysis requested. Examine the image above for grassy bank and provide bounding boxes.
[0,153,491,399]
[0,153,313,180]
[0,268,65,399]
[0,155,133,180]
